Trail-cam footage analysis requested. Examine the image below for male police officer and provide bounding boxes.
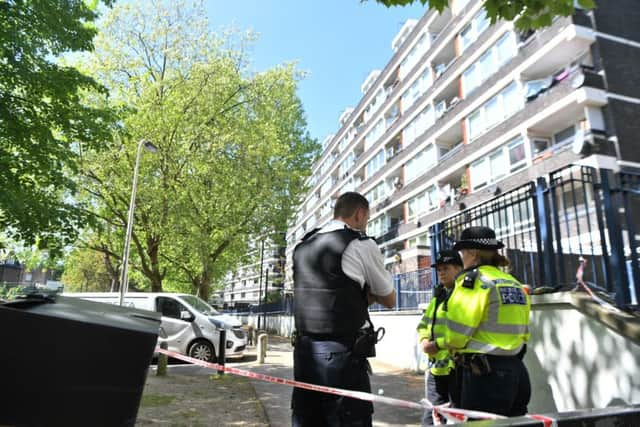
[292,192,396,427]
[416,250,463,425]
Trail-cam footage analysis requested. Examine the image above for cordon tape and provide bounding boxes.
[156,347,516,423]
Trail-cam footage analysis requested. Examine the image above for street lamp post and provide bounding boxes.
[262,267,269,330]
[256,239,265,329]
[119,139,158,306]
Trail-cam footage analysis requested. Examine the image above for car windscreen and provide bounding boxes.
[180,295,220,316]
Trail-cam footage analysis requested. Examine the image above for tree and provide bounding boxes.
[0,0,115,253]
[61,247,113,292]
[371,0,595,29]
[79,1,318,300]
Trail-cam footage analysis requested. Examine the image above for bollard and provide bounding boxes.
[156,341,168,376]
[257,333,268,364]
[218,329,226,375]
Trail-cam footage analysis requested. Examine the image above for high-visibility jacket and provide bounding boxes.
[417,286,454,375]
[435,265,530,356]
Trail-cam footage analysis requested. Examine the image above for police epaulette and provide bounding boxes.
[462,268,478,289]
[301,228,321,241]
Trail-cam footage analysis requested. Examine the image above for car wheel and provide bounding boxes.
[188,340,217,362]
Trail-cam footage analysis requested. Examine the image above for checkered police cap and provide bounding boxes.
[452,226,505,251]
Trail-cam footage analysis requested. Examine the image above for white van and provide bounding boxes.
[64,292,247,362]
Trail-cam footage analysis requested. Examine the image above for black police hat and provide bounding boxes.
[452,226,504,251]
[431,249,463,268]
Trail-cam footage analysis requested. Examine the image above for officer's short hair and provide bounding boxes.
[334,192,369,218]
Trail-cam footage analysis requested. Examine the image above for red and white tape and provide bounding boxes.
[155,347,506,422]
[528,414,558,427]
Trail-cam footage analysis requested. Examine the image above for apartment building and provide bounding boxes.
[284,0,640,290]
[222,239,285,309]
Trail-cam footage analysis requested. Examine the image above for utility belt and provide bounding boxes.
[454,345,526,376]
[292,326,385,358]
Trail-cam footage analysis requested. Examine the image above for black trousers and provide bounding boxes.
[459,355,531,417]
[291,336,373,427]
[422,372,455,425]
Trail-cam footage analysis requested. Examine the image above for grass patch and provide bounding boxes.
[140,394,175,407]
[208,373,238,382]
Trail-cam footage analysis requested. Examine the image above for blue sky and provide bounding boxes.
[206,1,427,143]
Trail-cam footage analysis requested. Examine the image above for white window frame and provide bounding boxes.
[466,82,523,141]
[470,136,528,191]
[459,10,490,53]
[462,32,517,97]
[366,149,386,178]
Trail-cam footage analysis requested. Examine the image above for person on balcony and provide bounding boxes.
[291,191,396,427]
[423,226,531,417]
[417,250,463,425]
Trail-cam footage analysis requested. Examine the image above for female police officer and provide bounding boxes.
[423,226,531,417]
[416,250,463,424]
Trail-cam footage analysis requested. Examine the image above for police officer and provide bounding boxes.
[416,250,463,425]
[423,226,531,417]
[291,192,396,427]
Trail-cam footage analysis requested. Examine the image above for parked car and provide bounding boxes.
[64,292,246,362]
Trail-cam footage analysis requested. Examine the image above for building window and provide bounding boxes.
[320,153,336,176]
[405,145,437,184]
[364,119,385,151]
[366,181,387,205]
[403,104,435,147]
[401,68,433,113]
[553,126,576,146]
[406,185,439,221]
[366,149,386,178]
[399,33,429,80]
[407,233,429,248]
[364,90,386,123]
[462,32,517,97]
[367,215,389,238]
[466,82,523,141]
[319,177,333,197]
[407,192,427,221]
[470,136,527,190]
[459,9,490,53]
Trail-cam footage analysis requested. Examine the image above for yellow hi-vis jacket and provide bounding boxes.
[417,287,454,375]
[435,265,530,356]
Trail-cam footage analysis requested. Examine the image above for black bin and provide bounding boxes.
[0,295,161,426]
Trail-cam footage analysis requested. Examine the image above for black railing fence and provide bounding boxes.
[431,164,640,309]
[232,164,639,315]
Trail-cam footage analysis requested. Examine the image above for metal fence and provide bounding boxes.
[430,164,640,309]
[234,164,639,315]
[371,268,434,311]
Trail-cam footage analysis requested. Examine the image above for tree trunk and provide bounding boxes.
[196,270,212,301]
[147,236,164,292]
[102,252,120,291]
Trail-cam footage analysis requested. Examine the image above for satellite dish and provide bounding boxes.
[572,132,590,156]
[571,73,585,89]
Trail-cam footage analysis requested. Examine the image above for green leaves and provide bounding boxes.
[0,0,115,251]
[79,1,318,299]
[370,0,595,30]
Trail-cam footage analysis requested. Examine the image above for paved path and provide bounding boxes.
[236,336,425,427]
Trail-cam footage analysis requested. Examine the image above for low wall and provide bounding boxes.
[230,292,640,414]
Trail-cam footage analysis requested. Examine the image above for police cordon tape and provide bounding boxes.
[155,347,526,423]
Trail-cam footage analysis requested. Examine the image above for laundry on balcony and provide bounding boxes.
[524,76,554,101]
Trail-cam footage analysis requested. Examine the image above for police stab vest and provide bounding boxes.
[293,227,369,337]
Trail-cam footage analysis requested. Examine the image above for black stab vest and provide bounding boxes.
[293,227,369,337]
